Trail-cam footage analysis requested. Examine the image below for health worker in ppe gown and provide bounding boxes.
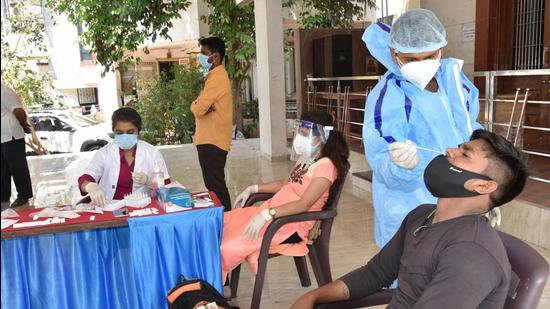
[78,107,171,207]
[362,9,483,247]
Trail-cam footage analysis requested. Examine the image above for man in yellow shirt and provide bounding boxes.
[191,36,233,211]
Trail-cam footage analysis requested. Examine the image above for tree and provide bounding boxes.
[132,61,204,145]
[200,0,376,131]
[46,0,192,73]
[284,0,377,29]
[1,0,58,107]
[200,0,256,131]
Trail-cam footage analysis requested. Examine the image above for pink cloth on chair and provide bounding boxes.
[221,158,337,282]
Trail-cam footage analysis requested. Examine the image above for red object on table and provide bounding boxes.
[1,191,221,238]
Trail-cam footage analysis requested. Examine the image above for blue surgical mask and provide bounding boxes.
[114,134,138,150]
[198,54,212,71]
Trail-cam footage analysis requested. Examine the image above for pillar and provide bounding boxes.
[254,0,287,160]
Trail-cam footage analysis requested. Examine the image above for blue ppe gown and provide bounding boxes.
[362,22,483,248]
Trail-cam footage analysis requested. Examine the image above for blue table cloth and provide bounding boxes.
[1,207,223,309]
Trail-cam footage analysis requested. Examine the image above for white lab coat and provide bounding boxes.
[82,140,170,200]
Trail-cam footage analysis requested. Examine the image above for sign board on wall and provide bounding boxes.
[462,22,475,42]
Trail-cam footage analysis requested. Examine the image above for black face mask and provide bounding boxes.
[424,155,492,198]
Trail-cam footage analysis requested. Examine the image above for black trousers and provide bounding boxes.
[197,144,231,211]
[1,138,33,202]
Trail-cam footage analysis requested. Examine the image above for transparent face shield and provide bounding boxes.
[290,119,333,163]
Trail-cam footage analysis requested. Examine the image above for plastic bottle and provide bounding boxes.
[150,160,164,200]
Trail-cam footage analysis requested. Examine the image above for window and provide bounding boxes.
[159,61,177,80]
[77,87,98,105]
[1,0,9,20]
[76,23,92,61]
[513,0,546,70]
[34,116,69,132]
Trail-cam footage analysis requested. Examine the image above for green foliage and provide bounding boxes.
[132,61,203,145]
[1,0,59,107]
[200,0,255,84]
[243,99,259,120]
[284,0,377,29]
[200,0,256,130]
[46,0,192,74]
[242,98,259,138]
[0,61,58,107]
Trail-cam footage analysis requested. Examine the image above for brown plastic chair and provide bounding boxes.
[316,231,549,309]
[499,231,549,309]
[229,178,346,309]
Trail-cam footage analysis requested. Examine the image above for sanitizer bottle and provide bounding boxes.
[151,160,164,200]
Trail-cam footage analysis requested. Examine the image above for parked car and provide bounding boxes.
[27,110,113,154]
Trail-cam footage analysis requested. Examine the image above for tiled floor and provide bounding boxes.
[518,155,550,207]
[21,139,550,309]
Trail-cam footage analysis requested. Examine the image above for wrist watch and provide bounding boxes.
[268,208,277,218]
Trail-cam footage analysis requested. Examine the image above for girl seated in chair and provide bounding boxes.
[221,111,350,283]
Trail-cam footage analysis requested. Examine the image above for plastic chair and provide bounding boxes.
[499,231,549,309]
[229,179,346,309]
[316,231,549,309]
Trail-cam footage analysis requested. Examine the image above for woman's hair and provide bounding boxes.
[300,111,350,192]
[111,107,142,131]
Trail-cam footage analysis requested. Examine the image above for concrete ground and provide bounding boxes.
[11,139,550,308]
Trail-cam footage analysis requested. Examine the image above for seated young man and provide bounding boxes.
[291,129,528,309]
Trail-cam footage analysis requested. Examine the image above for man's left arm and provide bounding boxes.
[190,77,219,118]
[414,242,506,308]
[291,208,414,309]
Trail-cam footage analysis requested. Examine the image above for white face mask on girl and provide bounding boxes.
[396,51,441,90]
[293,134,312,156]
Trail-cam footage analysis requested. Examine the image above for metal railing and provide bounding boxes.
[304,75,380,143]
[474,69,550,184]
[306,71,550,184]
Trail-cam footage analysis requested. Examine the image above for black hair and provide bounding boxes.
[469,129,528,207]
[199,36,226,61]
[111,107,142,131]
[301,111,350,192]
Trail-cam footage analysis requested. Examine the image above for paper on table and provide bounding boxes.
[73,204,104,214]
[1,218,18,230]
[103,200,126,211]
[12,217,66,228]
[165,204,188,213]
[1,208,19,218]
[30,208,80,219]
[193,198,214,208]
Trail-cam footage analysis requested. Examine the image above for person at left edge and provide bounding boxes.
[1,83,33,210]
[191,36,233,211]
[78,107,171,207]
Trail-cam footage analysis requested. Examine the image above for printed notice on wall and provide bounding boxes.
[462,23,475,42]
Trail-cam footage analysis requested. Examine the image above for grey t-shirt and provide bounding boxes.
[341,204,510,308]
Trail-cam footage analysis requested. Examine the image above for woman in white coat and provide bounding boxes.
[78,107,170,207]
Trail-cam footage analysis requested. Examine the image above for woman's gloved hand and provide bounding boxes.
[85,182,106,207]
[484,207,501,227]
[132,172,149,187]
[243,209,273,240]
[234,184,259,208]
[388,140,419,169]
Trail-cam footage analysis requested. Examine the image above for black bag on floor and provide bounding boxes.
[167,275,238,309]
